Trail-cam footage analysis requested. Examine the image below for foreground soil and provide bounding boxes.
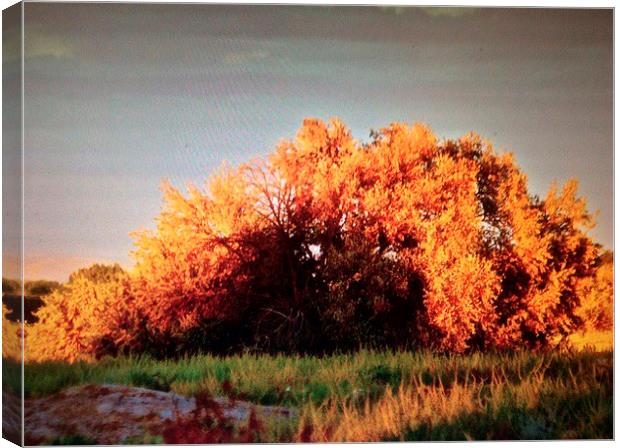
[23,384,297,445]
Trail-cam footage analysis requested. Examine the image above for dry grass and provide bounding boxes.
[5,337,613,442]
[295,353,612,441]
[568,330,613,351]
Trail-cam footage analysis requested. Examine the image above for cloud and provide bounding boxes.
[3,27,75,61]
[223,49,270,65]
[421,7,478,18]
[378,6,407,16]
[377,6,478,19]
[26,34,74,59]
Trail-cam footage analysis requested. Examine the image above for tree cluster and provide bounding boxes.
[21,119,612,361]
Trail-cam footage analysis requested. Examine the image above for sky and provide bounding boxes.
[11,4,613,281]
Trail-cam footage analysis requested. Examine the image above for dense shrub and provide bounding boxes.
[2,304,22,361]
[25,264,138,362]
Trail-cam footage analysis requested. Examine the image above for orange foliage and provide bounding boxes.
[21,118,610,359]
[26,264,133,362]
[127,118,604,353]
[576,252,613,331]
[2,304,23,361]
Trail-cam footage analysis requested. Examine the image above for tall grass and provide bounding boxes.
[6,348,613,441]
[297,354,612,440]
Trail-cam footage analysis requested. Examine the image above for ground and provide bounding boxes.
[22,384,295,445]
[2,341,614,443]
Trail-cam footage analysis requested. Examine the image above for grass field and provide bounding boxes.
[5,344,614,442]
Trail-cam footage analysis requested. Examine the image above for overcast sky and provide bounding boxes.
[16,4,612,281]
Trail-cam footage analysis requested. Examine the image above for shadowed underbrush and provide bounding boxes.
[7,348,613,441]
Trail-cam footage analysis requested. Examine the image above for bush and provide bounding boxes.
[25,264,137,362]
[2,304,23,360]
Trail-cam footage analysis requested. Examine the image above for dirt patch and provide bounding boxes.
[24,384,297,445]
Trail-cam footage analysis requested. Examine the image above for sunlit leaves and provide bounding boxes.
[26,264,131,362]
[22,118,609,359]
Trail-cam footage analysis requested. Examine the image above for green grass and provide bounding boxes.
[4,348,613,441]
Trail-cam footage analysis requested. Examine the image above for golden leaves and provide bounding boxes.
[21,117,606,359]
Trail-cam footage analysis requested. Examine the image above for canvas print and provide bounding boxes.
[2,3,613,445]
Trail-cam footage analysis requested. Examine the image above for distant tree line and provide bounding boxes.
[1,278,60,323]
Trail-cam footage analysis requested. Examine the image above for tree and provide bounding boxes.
[576,251,613,331]
[128,118,603,354]
[26,264,133,362]
[23,118,606,360]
